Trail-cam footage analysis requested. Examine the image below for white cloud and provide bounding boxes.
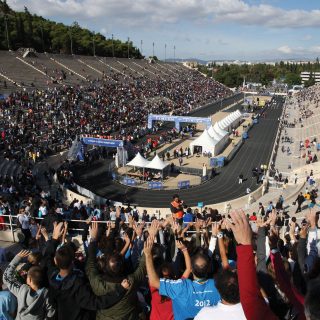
[302,35,312,41]
[100,28,108,36]
[277,45,292,54]
[7,0,320,29]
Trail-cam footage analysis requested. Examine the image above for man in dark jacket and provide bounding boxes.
[295,192,305,213]
[86,221,147,320]
[43,222,129,320]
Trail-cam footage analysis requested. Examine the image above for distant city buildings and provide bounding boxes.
[300,71,320,84]
[205,60,311,67]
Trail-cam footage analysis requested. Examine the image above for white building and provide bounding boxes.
[300,72,320,83]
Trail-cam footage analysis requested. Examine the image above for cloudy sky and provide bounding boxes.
[7,0,320,61]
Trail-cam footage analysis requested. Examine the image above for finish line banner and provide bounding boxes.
[147,114,211,131]
[81,137,124,148]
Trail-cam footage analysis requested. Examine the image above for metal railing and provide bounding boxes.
[0,211,307,243]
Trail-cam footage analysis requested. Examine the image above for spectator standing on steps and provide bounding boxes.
[295,192,305,213]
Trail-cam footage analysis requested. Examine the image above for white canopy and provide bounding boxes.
[127,152,150,168]
[214,122,229,136]
[190,129,219,155]
[145,154,168,170]
[217,110,242,131]
[208,125,223,141]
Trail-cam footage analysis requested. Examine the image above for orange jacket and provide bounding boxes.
[170,200,184,219]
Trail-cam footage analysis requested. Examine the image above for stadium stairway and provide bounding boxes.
[67,139,83,161]
[131,60,159,79]
[116,59,144,78]
[97,58,129,80]
[0,157,22,181]
[49,56,87,81]
[0,51,51,90]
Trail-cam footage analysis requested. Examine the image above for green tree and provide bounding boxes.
[285,72,301,86]
[304,76,316,88]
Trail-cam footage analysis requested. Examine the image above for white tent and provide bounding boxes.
[208,125,223,141]
[214,122,229,136]
[145,154,168,170]
[190,129,220,156]
[217,110,242,132]
[127,152,150,168]
[208,125,229,155]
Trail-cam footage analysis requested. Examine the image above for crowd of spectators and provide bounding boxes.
[0,63,231,165]
[2,60,320,320]
[0,182,320,320]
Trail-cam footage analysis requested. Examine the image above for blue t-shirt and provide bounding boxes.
[0,291,17,320]
[159,278,220,320]
[183,213,194,223]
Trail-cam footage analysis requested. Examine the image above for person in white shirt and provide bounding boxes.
[110,207,117,221]
[195,269,246,320]
[38,201,48,218]
[17,208,31,248]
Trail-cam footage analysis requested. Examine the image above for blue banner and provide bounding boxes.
[217,157,225,168]
[148,114,211,130]
[148,182,163,190]
[82,137,124,148]
[210,158,218,167]
[123,178,136,186]
[178,180,190,189]
[198,202,204,208]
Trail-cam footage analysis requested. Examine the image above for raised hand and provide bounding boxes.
[133,221,145,238]
[52,222,65,240]
[204,217,212,228]
[269,209,277,227]
[172,221,181,235]
[40,226,49,241]
[149,220,160,238]
[226,211,252,245]
[256,216,265,228]
[211,220,221,237]
[106,221,112,237]
[17,250,30,258]
[306,208,317,229]
[121,279,131,290]
[89,221,99,241]
[176,239,187,251]
[143,235,155,257]
[268,228,279,250]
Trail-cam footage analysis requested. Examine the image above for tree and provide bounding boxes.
[285,72,301,86]
[0,1,142,57]
[304,76,316,88]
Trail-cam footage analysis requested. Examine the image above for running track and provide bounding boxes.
[73,98,284,207]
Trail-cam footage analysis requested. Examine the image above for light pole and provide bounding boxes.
[140,40,143,56]
[4,15,10,51]
[112,34,115,58]
[40,24,45,52]
[69,27,73,55]
[165,43,167,62]
[152,42,154,58]
[127,37,130,59]
[173,45,176,63]
[92,32,95,56]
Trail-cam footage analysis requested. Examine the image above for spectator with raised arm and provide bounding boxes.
[144,234,220,320]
